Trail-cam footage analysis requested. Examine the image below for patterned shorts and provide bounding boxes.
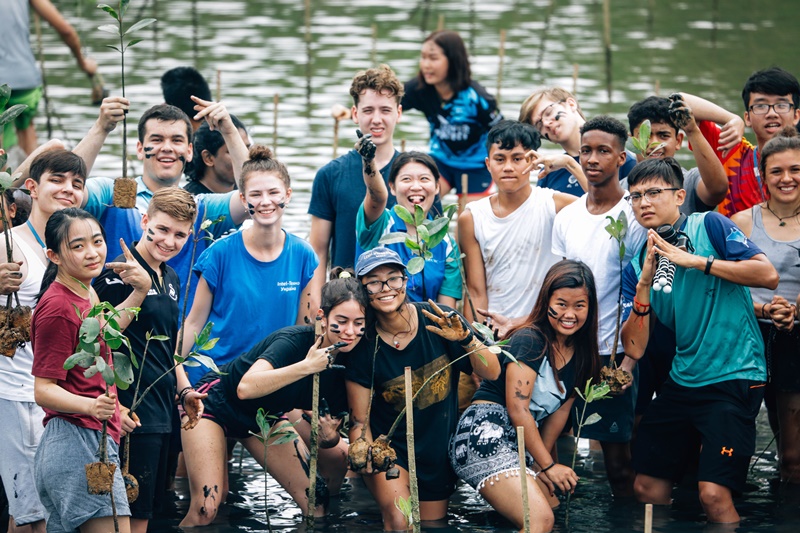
[449,403,536,490]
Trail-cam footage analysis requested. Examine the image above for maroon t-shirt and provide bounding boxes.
[31,282,121,443]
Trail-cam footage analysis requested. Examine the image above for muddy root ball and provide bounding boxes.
[123,472,139,503]
[600,366,633,395]
[113,177,138,209]
[370,436,397,472]
[347,436,371,472]
[11,306,32,342]
[85,462,117,495]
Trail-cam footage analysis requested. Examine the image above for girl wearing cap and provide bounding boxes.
[345,247,501,531]
[355,145,461,308]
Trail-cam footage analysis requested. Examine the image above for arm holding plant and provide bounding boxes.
[34,376,116,420]
[74,96,130,187]
[345,379,375,474]
[237,338,330,400]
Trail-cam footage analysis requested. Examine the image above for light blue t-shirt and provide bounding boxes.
[355,204,462,302]
[84,177,237,316]
[186,230,318,384]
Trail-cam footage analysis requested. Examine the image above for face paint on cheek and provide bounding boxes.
[145,228,155,242]
[328,323,340,332]
[547,306,560,319]
[247,202,256,215]
[356,327,365,337]
[143,146,155,159]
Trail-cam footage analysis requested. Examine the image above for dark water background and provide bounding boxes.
[16,0,800,530]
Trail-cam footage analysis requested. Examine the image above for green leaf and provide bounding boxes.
[0,84,11,109]
[417,224,430,243]
[639,120,651,147]
[79,318,101,342]
[0,154,7,170]
[0,105,28,128]
[378,232,410,245]
[406,256,424,275]
[147,334,171,342]
[98,23,121,35]
[195,322,214,347]
[0,172,14,191]
[84,365,100,379]
[423,250,433,260]
[617,211,628,239]
[443,203,459,219]
[201,337,219,351]
[123,38,143,51]
[413,204,425,226]
[97,4,119,20]
[475,352,487,366]
[64,350,95,370]
[574,385,585,402]
[271,433,298,446]
[584,412,602,426]
[105,44,122,53]
[619,242,626,262]
[124,18,156,36]
[120,0,131,18]
[500,349,517,363]
[186,353,222,373]
[113,351,134,384]
[488,345,502,354]
[404,237,420,252]
[393,205,414,226]
[471,322,496,343]
[423,216,450,236]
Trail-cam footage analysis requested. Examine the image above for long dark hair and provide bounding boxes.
[36,208,106,302]
[507,260,600,394]
[417,30,471,93]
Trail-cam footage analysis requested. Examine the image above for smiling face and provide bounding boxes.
[241,171,290,227]
[632,121,683,162]
[361,265,407,314]
[528,97,582,145]
[390,161,439,214]
[628,177,685,229]
[744,92,800,146]
[137,118,194,190]
[579,129,627,186]
[419,40,449,88]
[322,299,366,352]
[139,211,192,265]
[27,170,85,217]
[547,286,590,340]
[485,142,532,194]
[351,89,402,148]
[764,149,800,206]
[49,218,107,284]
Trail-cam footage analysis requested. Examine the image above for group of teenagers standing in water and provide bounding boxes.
[1,25,800,533]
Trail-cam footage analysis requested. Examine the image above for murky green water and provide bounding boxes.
[17,0,800,530]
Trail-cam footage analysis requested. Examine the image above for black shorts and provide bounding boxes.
[196,374,286,439]
[434,157,493,195]
[632,378,765,494]
[127,432,171,519]
[761,321,800,393]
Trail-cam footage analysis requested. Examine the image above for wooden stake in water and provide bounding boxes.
[305,371,320,528]
[272,94,279,155]
[332,118,340,159]
[437,14,445,31]
[516,427,531,533]
[603,0,612,103]
[572,63,579,95]
[644,503,653,533]
[654,79,661,96]
[401,139,406,153]
[496,29,506,104]
[33,13,53,140]
[459,173,469,214]
[371,24,378,66]
[404,367,421,532]
[216,69,221,101]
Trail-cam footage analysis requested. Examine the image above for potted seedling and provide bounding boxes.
[565,378,610,527]
[96,1,155,207]
[599,212,632,394]
[251,408,300,533]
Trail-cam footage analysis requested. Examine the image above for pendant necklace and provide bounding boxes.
[764,202,800,227]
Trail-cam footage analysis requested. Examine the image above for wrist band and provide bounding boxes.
[632,306,652,317]
[541,462,556,473]
[178,386,194,406]
[761,303,769,319]
[460,330,475,348]
[704,255,715,275]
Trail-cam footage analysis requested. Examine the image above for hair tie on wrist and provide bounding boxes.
[541,462,556,473]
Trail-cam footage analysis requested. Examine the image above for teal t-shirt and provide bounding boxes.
[630,212,766,387]
[355,204,462,301]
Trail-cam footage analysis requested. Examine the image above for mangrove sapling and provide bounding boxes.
[62,301,141,533]
[600,212,632,393]
[306,318,324,528]
[565,378,610,527]
[394,496,413,532]
[96,0,156,207]
[251,408,300,533]
[626,119,667,160]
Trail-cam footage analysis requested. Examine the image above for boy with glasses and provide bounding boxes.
[680,67,800,216]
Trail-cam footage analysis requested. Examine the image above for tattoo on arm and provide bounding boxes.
[514,379,531,401]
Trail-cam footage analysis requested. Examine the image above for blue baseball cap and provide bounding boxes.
[355,248,406,277]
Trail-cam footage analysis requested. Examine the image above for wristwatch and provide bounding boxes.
[704,255,715,275]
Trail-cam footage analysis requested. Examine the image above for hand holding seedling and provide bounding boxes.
[475,307,510,339]
[422,300,471,343]
[192,96,234,133]
[668,93,696,133]
[97,96,130,133]
[91,392,117,421]
[302,398,345,449]
[105,239,150,294]
[355,130,376,163]
[0,261,24,294]
[120,408,140,437]
[649,229,699,270]
[540,463,579,495]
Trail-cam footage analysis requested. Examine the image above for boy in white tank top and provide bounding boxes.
[459,120,577,328]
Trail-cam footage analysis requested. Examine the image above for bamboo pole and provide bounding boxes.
[654,79,660,96]
[459,173,469,213]
[33,13,53,139]
[272,94,279,155]
[644,503,653,533]
[401,139,406,153]
[404,367,421,532]
[216,69,221,101]
[371,24,378,66]
[332,118,339,159]
[437,14,445,31]
[496,29,506,104]
[305,371,320,528]
[603,0,612,104]
[517,427,531,533]
[572,63,579,96]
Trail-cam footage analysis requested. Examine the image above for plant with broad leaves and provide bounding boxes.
[378,203,459,297]
[394,496,414,531]
[566,378,610,526]
[626,119,667,159]
[96,1,156,182]
[251,408,300,533]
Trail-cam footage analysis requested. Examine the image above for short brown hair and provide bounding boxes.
[147,187,197,223]
[519,87,585,124]
[241,145,290,190]
[349,64,404,107]
[29,150,87,183]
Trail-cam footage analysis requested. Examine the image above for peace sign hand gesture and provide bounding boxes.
[105,239,150,294]
[422,300,472,343]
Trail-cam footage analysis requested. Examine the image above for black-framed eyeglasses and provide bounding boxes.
[748,103,794,115]
[363,275,406,295]
[626,188,680,205]
[533,100,565,131]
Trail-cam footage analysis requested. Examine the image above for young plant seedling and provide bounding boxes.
[601,212,632,393]
[626,119,667,159]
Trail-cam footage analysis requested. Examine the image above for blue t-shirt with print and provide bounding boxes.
[538,151,637,196]
[84,177,237,317]
[186,230,318,384]
[355,204,462,302]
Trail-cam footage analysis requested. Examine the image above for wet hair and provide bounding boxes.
[240,145,290,191]
[36,208,106,302]
[507,260,600,394]
[626,157,684,190]
[147,188,198,223]
[29,150,87,184]
[138,104,193,144]
[486,120,541,153]
[519,87,586,124]
[418,31,471,93]
[350,64,404,107]
[161,67,212,120]
[321,267,369,319]
[627,96,677,135]
[186,116,248,182]
[759,126,800,179]
[742,67,800,111]
[580,115,629,151]
[388,151,440,185]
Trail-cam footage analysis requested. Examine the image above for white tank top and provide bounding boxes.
[0,234,47,402]
[466,187,560,318]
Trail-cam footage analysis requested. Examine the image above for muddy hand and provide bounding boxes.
[181,390,207,430]
[355,130,376,162]
[120,409,141,437]
[0,261,24,294]
[422,300,470,342]
[317,399,345,449]
[667,93,694,131]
